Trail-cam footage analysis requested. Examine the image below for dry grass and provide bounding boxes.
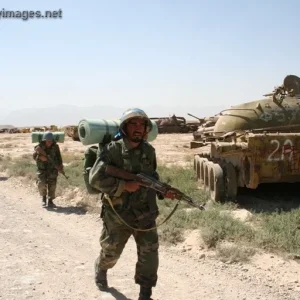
[0,143,14,148]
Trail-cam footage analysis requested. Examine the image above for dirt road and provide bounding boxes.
[1,176,300,300]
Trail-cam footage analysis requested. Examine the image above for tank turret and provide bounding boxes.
[214,75,300,134]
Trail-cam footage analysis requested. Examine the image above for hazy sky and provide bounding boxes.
[1,0,300,115]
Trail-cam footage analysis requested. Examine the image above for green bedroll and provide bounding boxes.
[77,118,158,146]
[31,132,65,143]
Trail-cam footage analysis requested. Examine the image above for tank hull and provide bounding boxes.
[194,132,300,202]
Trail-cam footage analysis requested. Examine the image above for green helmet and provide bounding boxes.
[119,108,152,133]
[42,131,54,141]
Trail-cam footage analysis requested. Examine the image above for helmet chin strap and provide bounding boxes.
[122,130,146,144]
[129,136,143,143]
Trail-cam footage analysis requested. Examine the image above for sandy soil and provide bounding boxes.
[0,132,300,300]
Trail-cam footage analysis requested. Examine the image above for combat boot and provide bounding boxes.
[138,286,153,300]
[41,196,47,207]
[95,269,108,291]
[47,198,55,208]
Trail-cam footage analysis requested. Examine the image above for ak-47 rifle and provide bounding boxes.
[105,165,205,210]
[35,146,69,180]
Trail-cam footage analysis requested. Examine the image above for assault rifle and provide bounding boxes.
[35,146,69,180]
[105,165,205,210]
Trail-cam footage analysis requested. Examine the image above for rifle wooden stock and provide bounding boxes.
[105,165,141,181]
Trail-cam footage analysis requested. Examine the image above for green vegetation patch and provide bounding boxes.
[254,209,300,254]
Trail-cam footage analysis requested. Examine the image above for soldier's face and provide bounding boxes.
[45,140,53,147]
[125,118,146,142]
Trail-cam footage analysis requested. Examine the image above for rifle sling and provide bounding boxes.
[106,197,180,232]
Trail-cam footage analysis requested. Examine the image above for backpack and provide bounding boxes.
[83,133,113,194]
[83,145,99,194]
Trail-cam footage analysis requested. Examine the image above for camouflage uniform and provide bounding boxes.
[33,140,63,200]
[89,137,161,289]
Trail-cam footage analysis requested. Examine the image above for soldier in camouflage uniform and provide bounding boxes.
[33,131,63,208]
[89,108,175,300]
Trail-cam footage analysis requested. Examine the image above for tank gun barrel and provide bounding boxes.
[187,113,204,123]
[263,92,274,97]
[196,126,215,134]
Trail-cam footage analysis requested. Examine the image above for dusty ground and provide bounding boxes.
[0,132,300,300]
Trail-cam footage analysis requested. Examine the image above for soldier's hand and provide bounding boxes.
[124,181,141,192]
[57,165,63,172]
[165,190,177,200]
[39,155,48,162]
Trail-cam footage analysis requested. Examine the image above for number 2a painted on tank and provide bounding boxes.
[267,139,294,162]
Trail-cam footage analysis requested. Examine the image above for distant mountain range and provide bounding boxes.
[0,125,14,130]
[0,104,227,127]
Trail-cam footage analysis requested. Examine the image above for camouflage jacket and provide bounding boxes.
[89,138,161,226]
[33,141,63,171]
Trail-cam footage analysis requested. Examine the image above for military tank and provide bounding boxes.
[190,114,220,147]
[150,114,199,133]
[64,125,80,141]
[192,75,300,201]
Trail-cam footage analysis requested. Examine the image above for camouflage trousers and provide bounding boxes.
[36,169,58,199]
[95,205,159,288]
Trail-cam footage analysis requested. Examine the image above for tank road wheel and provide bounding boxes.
[193,155,197,171]
[199,157,208,185]
[204,161,214,192]
[208,163,225,202]
[195,156,201,181]
[224,162,237,200]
